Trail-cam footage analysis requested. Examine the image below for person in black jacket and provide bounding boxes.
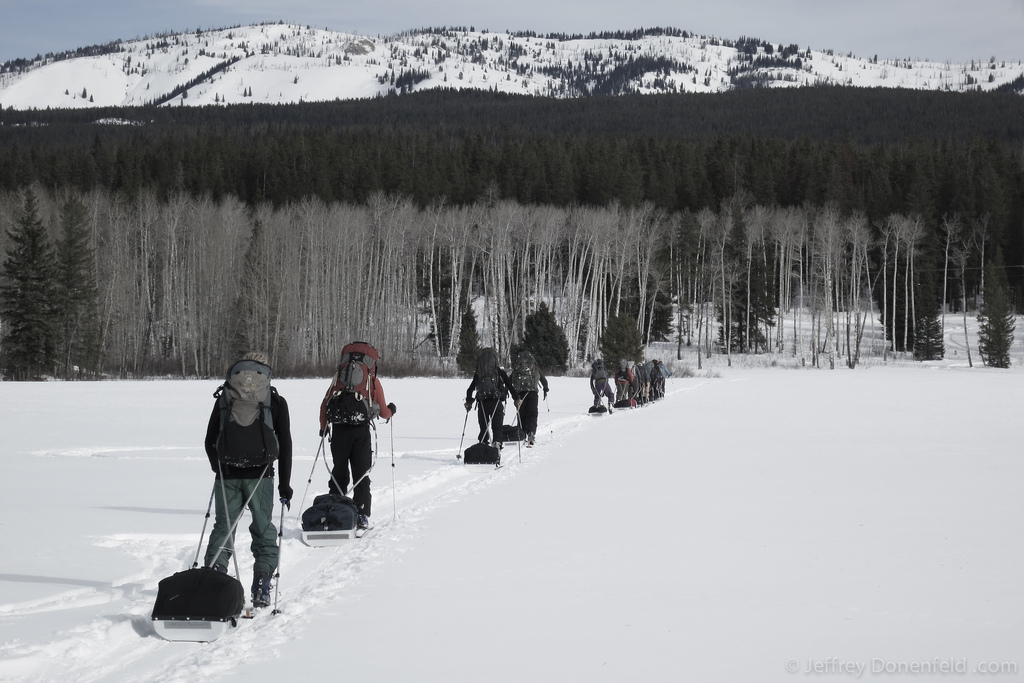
[464,347,518,449]
[203,352,292,608]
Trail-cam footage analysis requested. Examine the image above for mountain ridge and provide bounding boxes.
[2,22,1023,111]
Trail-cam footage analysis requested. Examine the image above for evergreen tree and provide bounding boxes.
[0,190,58,379]
[455,306,480,374]
[913,271,944,361]
[600,312,644,365]
[977,250,1015,368]
[514,302,569,373]
[53,194,101,378]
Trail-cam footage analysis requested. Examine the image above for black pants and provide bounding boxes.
[329,424,373,516]
[518,391,540,435]
[476,397,504,443]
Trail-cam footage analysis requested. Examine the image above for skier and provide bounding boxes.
[614,358,636,407]
[649,359,671,400]
[510,350,549,446]
[203,351,293,609]
[465,347,517,449]
[318,342,396,532]
[590,358,614,411]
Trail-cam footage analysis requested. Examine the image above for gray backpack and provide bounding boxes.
[214,359,279,469]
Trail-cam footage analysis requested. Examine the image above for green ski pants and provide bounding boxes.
[204,477,279,574]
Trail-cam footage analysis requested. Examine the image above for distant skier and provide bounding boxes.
[319,342,396,533]
[510,350,549,446]
[589,358,614,411]
[203,351,293,609]
[649,359,671,400]
[614,358,636,407]
[465,347,517,448]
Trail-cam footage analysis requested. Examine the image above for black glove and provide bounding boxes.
[543,390,548,399]
[464,398,473,412]
[387,402,397,415]
[279,484,293,510]
[319,426,330,438]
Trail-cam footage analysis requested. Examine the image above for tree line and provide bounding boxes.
[0,183,1016,380]
[0,89,1020,377]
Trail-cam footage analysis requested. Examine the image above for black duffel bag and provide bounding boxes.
[301,493,359,531]
[502,424,527,441]
[463,442,501,465]
[152,567,244,622]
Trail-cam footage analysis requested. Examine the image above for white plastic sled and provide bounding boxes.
[301,528,358,546]
[153,616,237,642]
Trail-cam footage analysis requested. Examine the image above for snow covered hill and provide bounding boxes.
[0,348,1021,681]
[1,23,1023,111]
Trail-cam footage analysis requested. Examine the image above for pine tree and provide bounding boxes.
[977,250,1015,368]
[514,302,569,373]
[600,312,644,365]
[455,306,480,375]
[53,194,101,378]
[0,190,58,379]
[913,271,944,361]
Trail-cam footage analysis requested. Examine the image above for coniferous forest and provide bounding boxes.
[0,87,1021,378]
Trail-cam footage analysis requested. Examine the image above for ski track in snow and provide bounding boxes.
[32,446,201,460]
[0,380,710,683]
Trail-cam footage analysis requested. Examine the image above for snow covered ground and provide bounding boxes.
[0,342,1021,681]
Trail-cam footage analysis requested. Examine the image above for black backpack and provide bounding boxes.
[214,359,279,469]
[510,350,540,394]
[325,342,379,426]
[591,359,608,382]
[474,347,502,400]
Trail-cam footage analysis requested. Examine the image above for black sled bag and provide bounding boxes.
[152,568,244,622]
[613,399,633,409]
[463,442,501,465]
[502,424,527,441]
[588,405,608,414]
[301,493,359,531]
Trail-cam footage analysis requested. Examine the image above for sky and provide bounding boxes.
[2,0,1024,65]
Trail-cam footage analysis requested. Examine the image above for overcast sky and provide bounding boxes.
[3,0,1024,65]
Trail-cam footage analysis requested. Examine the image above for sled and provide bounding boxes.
[613,399,634,409]
[153,617,238,642]
[152,568,244,642]
[463,442,501,471]
[301,493,359,546]
[502,423,527,441]
[301,528,358,546]
[588,405,607,415]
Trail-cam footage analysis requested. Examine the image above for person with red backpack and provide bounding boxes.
[318,342,396,531]
[614,358,636,406]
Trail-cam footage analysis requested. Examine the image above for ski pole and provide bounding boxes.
[296,432,327,519]
[191,483,217,569]
[456,404,470,460]
[545,394,552,437]
[512,399,523,465]
[208,462,272,582]
[272,500,285,615]
[390,418,397,521]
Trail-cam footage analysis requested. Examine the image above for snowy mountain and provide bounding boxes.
[2,23,1023,111]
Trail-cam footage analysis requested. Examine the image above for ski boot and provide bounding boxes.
[251,571,273,608]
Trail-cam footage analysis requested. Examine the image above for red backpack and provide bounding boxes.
[325,342,380,426]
